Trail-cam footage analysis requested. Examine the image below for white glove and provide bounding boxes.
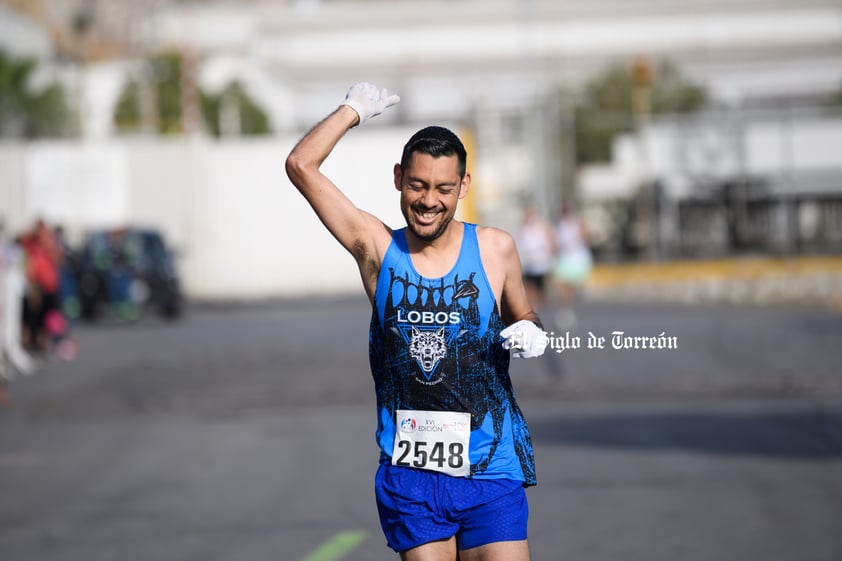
[500,320,549,359]
[341,82,400,124]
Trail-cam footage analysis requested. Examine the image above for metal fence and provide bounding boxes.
[677,194,842,257]
[585,106,842,260]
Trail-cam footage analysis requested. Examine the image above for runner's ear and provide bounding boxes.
[393,163,403,192]
[458,172,471,200]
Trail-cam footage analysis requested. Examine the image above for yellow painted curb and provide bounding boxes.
[587,256,842,288]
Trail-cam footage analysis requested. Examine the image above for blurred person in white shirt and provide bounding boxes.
[552,204,592,329]
[0,223,35,400]
[514,207,556,311]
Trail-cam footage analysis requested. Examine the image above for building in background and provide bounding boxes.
[1,0,841,296]
[91,0,842,231]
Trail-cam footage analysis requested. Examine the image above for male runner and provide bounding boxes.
[285,82,548,561]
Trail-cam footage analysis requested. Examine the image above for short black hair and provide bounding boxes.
[400,126,467,178]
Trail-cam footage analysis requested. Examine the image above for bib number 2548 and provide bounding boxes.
[392,410,470,477]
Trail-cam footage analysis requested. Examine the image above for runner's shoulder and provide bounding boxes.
[476,225,517,256]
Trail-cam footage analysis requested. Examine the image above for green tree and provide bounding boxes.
[574,59,707,164]
[201,82,270,138]
[113,79,142,131]
[114,51,185,135]
[114,51,271,137]
[0,49,70,138]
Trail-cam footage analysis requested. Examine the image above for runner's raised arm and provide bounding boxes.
[285,83,400,297]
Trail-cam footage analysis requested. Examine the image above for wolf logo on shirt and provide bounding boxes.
[409,326,447,374]
[384,269,481,385]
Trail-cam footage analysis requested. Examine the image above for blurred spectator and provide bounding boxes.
[105,229,139,320]
[1,223,35,384]
[552,204,593,329]
[54,226,82,322]
[0,371,8,406]
[20,220,62,354]
[514,207,556,311]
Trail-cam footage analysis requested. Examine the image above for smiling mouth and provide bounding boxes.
[413,208,441,225]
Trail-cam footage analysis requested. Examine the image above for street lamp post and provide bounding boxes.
[631,56,658,260]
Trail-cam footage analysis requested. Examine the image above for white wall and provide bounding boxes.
[0,144,28,234]
[0,129,415,300]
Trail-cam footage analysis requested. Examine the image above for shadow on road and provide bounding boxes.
[529,409,842,459]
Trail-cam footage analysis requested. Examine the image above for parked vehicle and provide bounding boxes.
[75,228,183,321]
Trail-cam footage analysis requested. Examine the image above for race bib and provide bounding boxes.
[392,410,471,477]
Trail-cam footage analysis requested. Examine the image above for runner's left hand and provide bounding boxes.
[501,320,549,359]
[342,82,400,125]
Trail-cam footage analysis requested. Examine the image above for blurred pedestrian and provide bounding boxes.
[47,225,79,361]
[552,203,592,329]
[1,227,35,377]
[0,375,9,407]
[514,206,556,312]
[105,229,138,320]
[0,221,10,383]
[20,220,61,354]
[54,225,81,322]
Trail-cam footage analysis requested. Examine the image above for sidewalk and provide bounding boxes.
[585,255,842,310]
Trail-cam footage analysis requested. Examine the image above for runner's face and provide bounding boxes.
[395,153,469,242]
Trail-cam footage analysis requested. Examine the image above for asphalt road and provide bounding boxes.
[1,296,841,561]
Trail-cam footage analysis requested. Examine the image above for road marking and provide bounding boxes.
[299,530,368,561]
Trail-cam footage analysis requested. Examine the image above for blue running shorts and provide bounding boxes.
[374,461,529,552]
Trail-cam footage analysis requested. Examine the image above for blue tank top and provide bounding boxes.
[369,223,536,485]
